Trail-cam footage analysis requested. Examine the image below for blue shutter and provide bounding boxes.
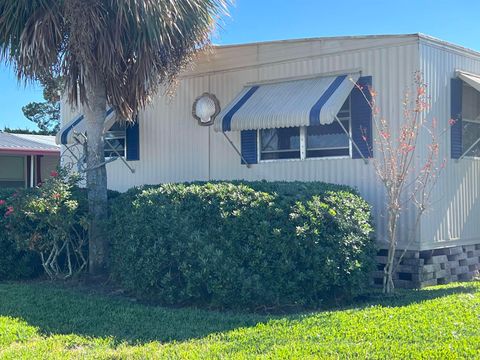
[351,76,373,159]
[126,118,140,161]
[451,78,463,159]
[240,130,258,165]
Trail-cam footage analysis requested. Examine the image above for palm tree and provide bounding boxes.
[0,0,228,275]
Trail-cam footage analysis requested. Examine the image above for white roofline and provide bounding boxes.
[209,33,480,59]
[211,33,421,49]
[418,33,480,58]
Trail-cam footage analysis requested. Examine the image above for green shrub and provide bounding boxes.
[0,189,41,280]
[109,181,375,310]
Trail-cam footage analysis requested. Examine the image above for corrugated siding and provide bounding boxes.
[61,38,422,248]
[207,41,419,247]
[108,76,211,187]
[419,41,480,249]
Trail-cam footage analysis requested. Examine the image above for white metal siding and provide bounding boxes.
[110,75,211,187]
[419,40,480,249]
[61,36,427,248]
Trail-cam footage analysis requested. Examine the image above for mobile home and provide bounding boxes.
[59,34,480,287]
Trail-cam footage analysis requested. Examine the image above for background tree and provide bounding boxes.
[22,74,62,135]
[0,0,229,275]
[3,127,55,135]
[358,72,447,294]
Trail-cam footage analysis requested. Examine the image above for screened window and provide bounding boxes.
[307,97,350,158]
[104,122,126,158]
[307,121,350,158]
[0,156,25,188]
[259,97,351,161]
[462,84,480,157]
[260,127,300,160]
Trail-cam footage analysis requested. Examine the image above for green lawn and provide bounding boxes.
[0,282,480,359]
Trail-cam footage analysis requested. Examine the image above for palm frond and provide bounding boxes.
[0,0,230,119]
[0,0,64,79]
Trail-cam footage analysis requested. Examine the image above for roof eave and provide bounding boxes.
[0,149,60,156]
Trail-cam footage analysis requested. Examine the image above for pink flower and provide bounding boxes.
[0,200,5,206]
[380,131,391,140]
[52,193,61,200]
[448,118,457,126]
[50,170,58,178]
[5,206,14,217]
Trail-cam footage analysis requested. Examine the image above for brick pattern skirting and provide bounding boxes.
[373,244,480,288]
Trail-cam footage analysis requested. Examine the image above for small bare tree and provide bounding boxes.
[355,72,448,294]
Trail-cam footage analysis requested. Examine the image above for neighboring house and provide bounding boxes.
[0,132,60,188]
[59,34,480,287]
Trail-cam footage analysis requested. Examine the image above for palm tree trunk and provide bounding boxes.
[84,74,108,275]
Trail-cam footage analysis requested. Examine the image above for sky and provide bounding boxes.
[2,0,480,130]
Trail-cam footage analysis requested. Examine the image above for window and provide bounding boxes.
[307,97,350,158]
[0,156,25,188]
[260,127,300,160]
[462,84,480,157]
[258,97,351,161]
[104,122,126,158]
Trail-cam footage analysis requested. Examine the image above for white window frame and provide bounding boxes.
[257,98,352,163]
[257,127,301,162]
[104,123,127,159]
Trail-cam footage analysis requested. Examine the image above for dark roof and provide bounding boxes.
[0,132,60,155]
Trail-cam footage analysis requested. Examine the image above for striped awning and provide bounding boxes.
[214,73,360,132]
[457,70,480,93]
[56,107,117,145]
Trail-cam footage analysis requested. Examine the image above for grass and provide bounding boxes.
[0,282,480,359]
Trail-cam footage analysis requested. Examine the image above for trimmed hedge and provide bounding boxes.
[0,189,41,280]
[109,181,375,310]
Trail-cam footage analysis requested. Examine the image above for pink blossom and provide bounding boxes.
[380,131,390,140]
[0,200,5,206]
[50,170,59,178]
[52,193,61,200]
[448,118,457,126]
[5,206,14,217]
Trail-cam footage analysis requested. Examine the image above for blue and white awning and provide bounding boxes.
[56,107,117,145]
[456,70,480,93]
[214,73,360,132]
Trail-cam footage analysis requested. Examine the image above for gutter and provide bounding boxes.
[0,149,60,156]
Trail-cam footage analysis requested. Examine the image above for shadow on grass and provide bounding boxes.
[0,281,477,345]
[0,281,270,344]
